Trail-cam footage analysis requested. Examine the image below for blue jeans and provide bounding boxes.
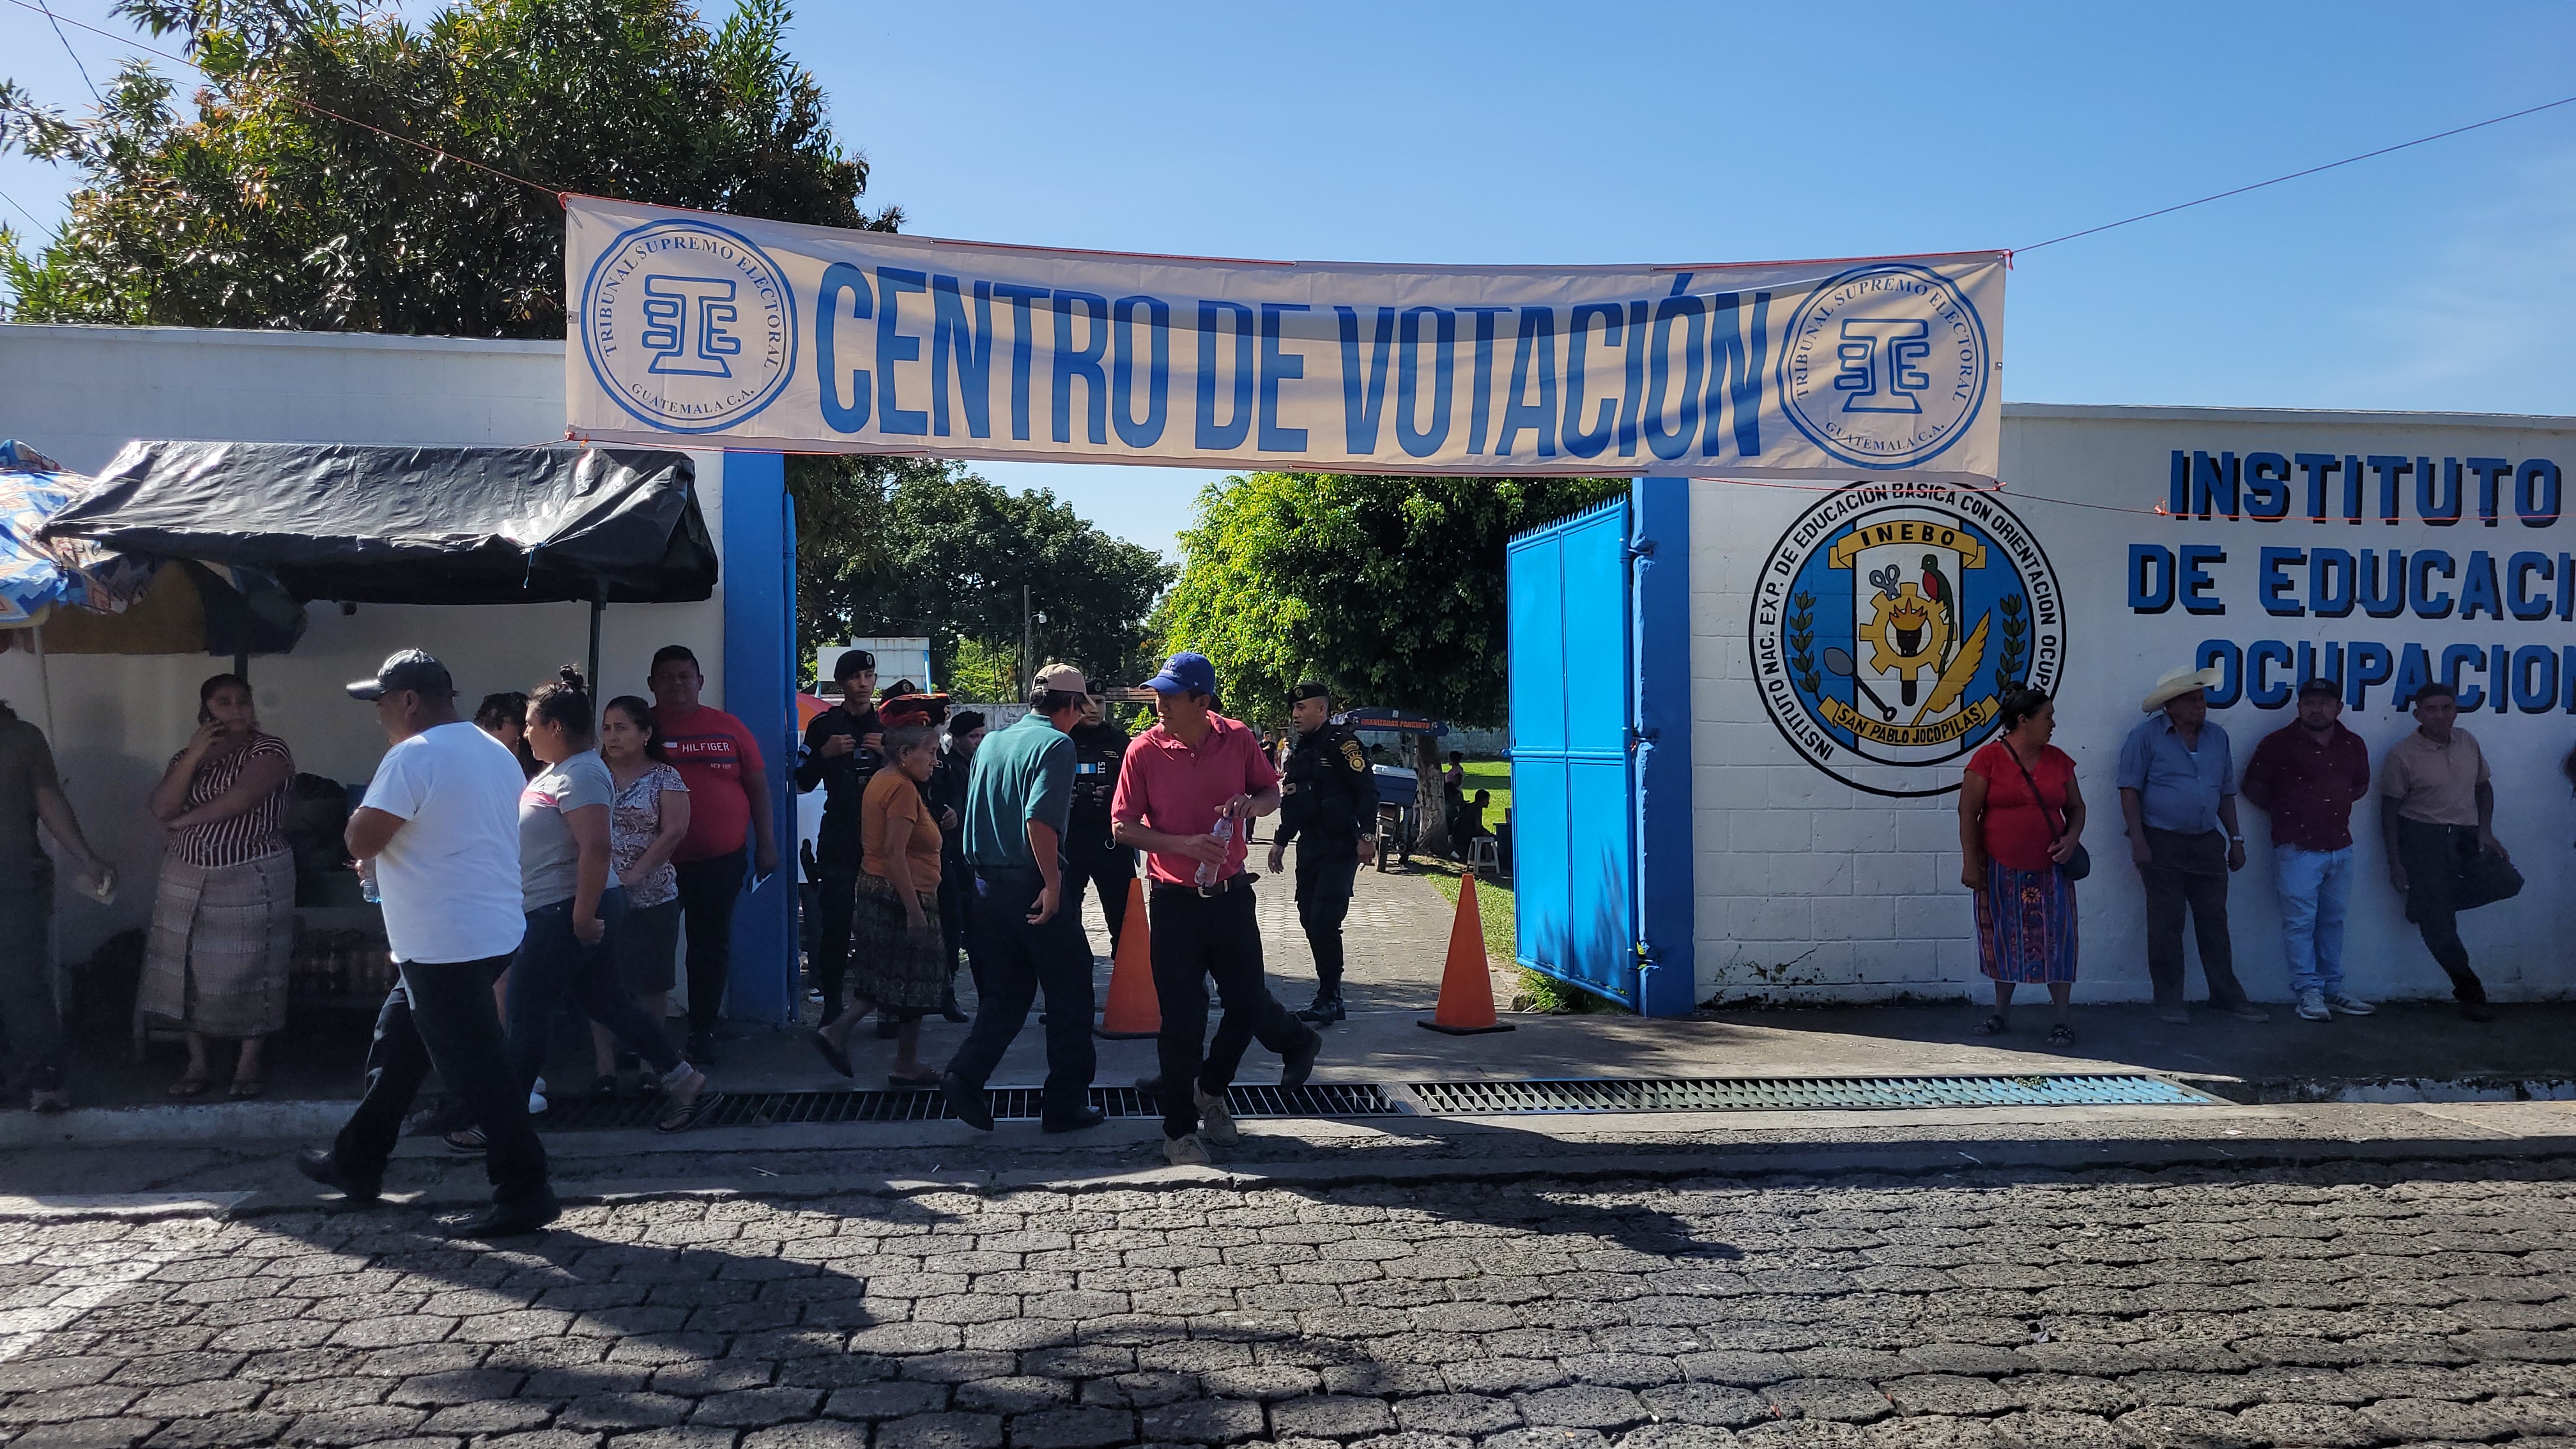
[505,890,680,1090]
[2275,844,2353,997]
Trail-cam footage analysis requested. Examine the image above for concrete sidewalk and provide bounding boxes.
[24,855,2575,1146]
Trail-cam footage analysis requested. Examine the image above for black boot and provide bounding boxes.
[1295,991,1346,1025]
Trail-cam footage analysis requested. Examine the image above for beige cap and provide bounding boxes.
[1033,662,1091,694]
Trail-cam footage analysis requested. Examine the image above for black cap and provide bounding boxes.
[833,649,876,682]
[347,649,454,702]
[1291,680,1333,703]
[2296,676,2342,698]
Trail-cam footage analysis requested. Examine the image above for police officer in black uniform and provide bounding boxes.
[795,650,884,1023]
[1269,681,1378,1023]
[1061,680,1137,957]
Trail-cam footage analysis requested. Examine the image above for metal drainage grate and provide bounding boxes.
[1406,1074,2207,1114]
[535,1081,1399,1133]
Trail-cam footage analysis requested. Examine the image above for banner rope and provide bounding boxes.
[2017,93,2576,255]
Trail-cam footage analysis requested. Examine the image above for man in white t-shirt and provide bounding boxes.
[297,650,558,1238]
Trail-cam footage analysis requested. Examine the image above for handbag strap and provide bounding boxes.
[2004,744,2068,843]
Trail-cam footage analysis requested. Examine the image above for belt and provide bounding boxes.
[1153,871,1259,899]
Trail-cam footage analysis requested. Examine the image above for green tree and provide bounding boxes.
[0,0,893,332]
[790,455,1175,699]
[1154,471,1627,848]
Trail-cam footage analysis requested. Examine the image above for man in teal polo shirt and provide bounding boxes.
[940,664,1103,1133]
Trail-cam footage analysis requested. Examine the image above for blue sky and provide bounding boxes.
[5,1,2575,557]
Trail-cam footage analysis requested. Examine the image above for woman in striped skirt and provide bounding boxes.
[142,674,296,1098]
[1958,686,2086,1047]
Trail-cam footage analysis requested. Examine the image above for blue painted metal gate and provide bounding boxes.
[1505,479,1696,1017]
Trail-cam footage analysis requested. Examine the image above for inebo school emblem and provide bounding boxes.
[1749,483,2065,798]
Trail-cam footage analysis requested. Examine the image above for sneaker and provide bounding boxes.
[445,1190,562,1240]
[2296,988,2331,1022]
[2152,1007,2190,1025]
[1294,993,1346,1025]
[2216,1001,2271,1023]
[1194,1085,1239,1146]
[1163,1132,1211,1167]
[294,1147,381,1202]
[2326,993,2377,1016]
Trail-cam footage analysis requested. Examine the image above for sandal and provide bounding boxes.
[2046,1023,2076,1047]
[228,1077,266,1100]
[167,1074,215,1098]
[887,1069,942,1089]
[656,1087,712,1133]
[443,1127,487,1155]
[808,1027,853,1079]
[1970,1015,2009,1036]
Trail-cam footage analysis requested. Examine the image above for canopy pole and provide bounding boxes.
[32,625,58,747]
[586,597,604,720]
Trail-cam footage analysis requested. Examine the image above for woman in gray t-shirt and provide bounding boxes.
[472,668,712,1144]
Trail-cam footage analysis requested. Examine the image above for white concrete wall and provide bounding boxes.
[1695,402,2576,1006]
[0,323,732,962]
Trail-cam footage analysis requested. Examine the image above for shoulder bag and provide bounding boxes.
[2005,745,2090,882]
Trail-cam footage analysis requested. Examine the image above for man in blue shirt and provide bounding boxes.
[2117,666,2268,1026]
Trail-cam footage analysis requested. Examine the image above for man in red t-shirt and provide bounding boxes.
[648,645,778,1066]
[1110,652,1322,1165]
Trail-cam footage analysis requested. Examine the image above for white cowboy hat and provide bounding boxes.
[2141,665,2224,714]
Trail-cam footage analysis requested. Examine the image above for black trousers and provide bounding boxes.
[1062,831,1137,954]
[810,867,859,1020]
[333,954,549,1206]
[939,859,976,989]
[1150,880,1315,1141]
[1294,838,1361,993]
[2140,827,2255,1009]
[944,868,1096,1117]
[2396,816,2489,1003]
[674,850,746,1033]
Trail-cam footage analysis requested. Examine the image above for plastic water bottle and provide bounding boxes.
[359,861,381,905]
[1195,815,1234,889]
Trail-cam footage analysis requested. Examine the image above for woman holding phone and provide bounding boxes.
[142,673,296,1098]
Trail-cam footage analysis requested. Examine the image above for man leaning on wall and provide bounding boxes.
[2380,681,2506,1022]
[2119,665,2270,1027]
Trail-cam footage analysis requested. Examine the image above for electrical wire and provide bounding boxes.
[33,0,101,107]
[2018,93,2576,255]
[1,0,568,205]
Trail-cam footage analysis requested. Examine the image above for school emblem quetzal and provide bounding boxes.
[1748,484,2066,799]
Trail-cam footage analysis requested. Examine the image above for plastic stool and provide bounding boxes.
[1464,836,1499,878]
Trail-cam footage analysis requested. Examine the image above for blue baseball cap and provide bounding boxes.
[1142,651,1216,696]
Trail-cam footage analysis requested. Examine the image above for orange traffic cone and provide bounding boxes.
[1420,878,1514,1035]
[1094,875,1160,1039]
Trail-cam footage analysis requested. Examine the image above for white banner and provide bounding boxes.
[565,197,2006,482]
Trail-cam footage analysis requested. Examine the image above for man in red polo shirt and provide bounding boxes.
[2239,676,2377,1023]
[1111,652,1322,1165]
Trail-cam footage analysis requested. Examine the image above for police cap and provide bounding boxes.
[1290,680,1333,703]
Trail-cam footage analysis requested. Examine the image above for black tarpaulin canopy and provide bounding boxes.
[42,441,717,605]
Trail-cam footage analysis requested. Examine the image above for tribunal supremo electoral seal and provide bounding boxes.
[1779,263,1990,470]
[1749,482,2064,797]
[581,219,797,434]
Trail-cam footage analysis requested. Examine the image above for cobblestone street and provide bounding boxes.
[7,1159,2576,1448]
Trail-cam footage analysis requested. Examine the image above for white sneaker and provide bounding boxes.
[2326,993,2377,1016]
[2296,988,2330,1022]
[1195,1085,1239,1146]
[1163,1132,1211,1167]
[528,1089,549,1114]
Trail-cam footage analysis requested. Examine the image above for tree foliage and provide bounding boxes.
[1155,472,1628,729]
[0,0,892,334]
[789,456,1176,698]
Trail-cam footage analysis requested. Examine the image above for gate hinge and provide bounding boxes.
[1626,537,1658,560]
[1625,725,1660,751]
